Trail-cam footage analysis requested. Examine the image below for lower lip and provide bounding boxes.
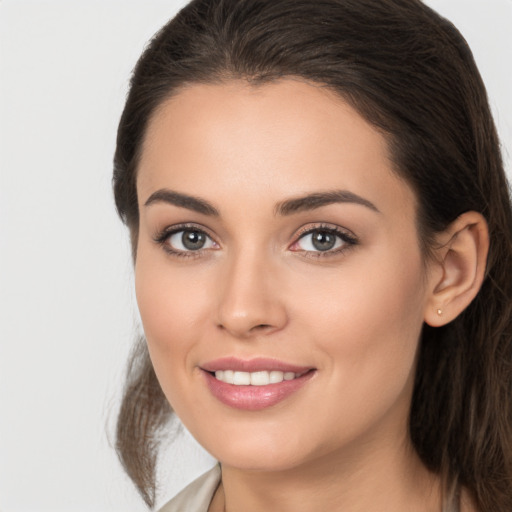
[202,370,315,411]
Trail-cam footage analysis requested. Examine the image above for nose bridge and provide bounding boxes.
[216,244,287,338]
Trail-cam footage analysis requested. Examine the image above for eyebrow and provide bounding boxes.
[143,188,379,217]
[275,190,380,216]
[144,189,220,216]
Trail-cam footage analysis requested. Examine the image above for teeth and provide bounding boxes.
[233,371,251,385]
[250,371,270,386]
[223,370,234,384]
[269,370,285,384]
[214,370,298,386]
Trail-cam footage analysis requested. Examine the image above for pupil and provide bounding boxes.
[182,231,205,250]
[312,230,336,251]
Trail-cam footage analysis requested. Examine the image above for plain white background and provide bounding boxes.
[0,1,510,510]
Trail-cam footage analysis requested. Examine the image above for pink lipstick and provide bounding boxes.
[201,357,315,411]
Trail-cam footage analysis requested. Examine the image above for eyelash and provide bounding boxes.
[291,224,358,258]
[153,223,217,259]
[153,223,358,259]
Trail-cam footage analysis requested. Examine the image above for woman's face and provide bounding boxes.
[135,79,435,472]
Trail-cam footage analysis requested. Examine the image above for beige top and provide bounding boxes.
[158,465,221,512]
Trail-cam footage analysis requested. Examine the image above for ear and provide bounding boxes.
[424,211,489,327]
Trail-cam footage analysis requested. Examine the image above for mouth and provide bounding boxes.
[200,358,316,410]
[210,369,311,386]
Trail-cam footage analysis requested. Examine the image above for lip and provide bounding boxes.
[200,357,316,411]
[201,357,312,374]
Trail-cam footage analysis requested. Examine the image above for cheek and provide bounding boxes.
[134,250,210,366]
[294,244,427,408]
[134,253,215,420]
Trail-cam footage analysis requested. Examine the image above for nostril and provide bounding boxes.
[252,324,272,331]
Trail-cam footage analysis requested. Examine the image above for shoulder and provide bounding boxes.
[158,465,221,512]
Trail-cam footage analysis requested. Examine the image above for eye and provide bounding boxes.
[155,226,218,255]
[169,229,215,251]
[290,226,357,255]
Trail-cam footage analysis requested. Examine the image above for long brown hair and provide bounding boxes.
[113,0,512,509]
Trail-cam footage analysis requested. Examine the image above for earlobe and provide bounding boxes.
[424,211,489,327]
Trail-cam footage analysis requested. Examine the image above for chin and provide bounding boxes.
[194,423,317,473]
[217,449,308,473]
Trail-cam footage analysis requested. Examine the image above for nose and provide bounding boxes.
[215,249,288,339]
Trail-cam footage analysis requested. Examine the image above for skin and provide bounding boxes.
[135,79,486,511]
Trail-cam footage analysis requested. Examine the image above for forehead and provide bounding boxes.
[137,79,416,219]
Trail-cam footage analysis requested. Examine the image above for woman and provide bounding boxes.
[113,0,512,510]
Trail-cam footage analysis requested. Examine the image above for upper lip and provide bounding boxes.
[200,357,314,374]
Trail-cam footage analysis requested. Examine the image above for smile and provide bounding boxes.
[213,370,304,386]
[201,358,316,410]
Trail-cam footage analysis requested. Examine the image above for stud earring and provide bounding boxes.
[436,308,443,316]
